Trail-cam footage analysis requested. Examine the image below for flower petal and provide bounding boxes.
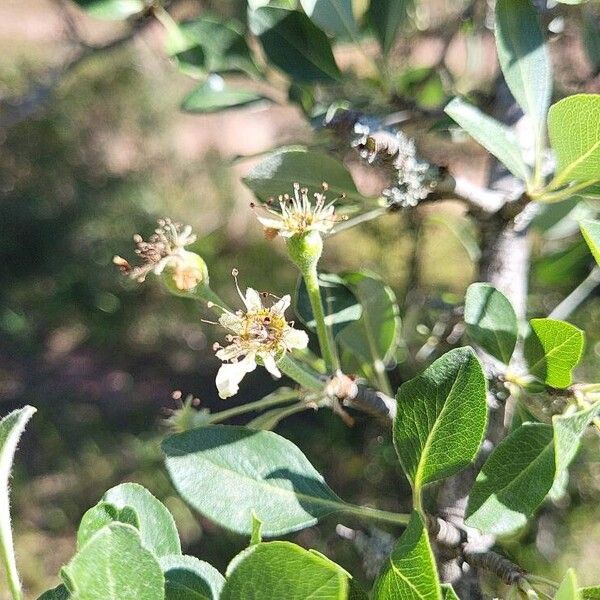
[215,343,243,361]
[261,352,281,378]
[243,287,263,312]
[271,294,291,315]
[283,327,309,350]
[215,353,257,399]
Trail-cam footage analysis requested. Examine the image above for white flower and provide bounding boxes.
[251,182,345,238]
[213,273,309,399]
[113,218,207,291]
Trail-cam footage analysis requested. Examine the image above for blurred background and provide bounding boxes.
[1,0,599,597]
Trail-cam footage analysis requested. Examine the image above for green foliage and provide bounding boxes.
[243,147,365,203]
[295,272,362,335]
[445,98,530,182]
[221,541,350,599]
[173,15,259,78]
[336,271,401,370]
[299,0,357,37]
[160,554,225,600]
[466,422,555,535]
[77,502,139,550]
[61,523,164,599]
[581,586,600,599]
[102,483,181,556]
[373,512,441,600]
[0,406,36,600]
[37,585,70,600]
[248,7,340,82]
[495,0,552,138]
[182,77,267,114]
[162,425,344,536]
[467,404,599,535]
[394,347,487,495]
[556,569,581,600]
[464,283,518,364]
[367,0,412,55]
[548,95,600,191]
[580,219,600,265]
[72,0,144,20]
[524,318,585,388]
[441,584,460,600]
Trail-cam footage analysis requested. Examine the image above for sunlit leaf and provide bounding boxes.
[160,554,225,600]
[495,0,552,136]
[464,283,518,364]
[524,318,585,388]
[445,97,530,181]
[163,425,347,536]
[373,511,442,600]
[221,541,350,599]
[300,0,357,37]
[548,94,600,189]
[61,523,164,600]
[580,219,600,265]
[182,76,267,113]
[394,347,487,492]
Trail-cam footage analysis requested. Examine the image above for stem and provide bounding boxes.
[534,178,598,203]
[341,503,411,527]
[208,389,300,424]
[302,267,339,372]
[332,207,388,235]
[278,354,325,392]
[0,543,22,600]
[549,267,600,320]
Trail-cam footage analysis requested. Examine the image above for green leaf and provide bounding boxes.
[73,0,144,19]
[466,423,555,535]
[38,585,70,600]
[294,273,362,336]
[556,569,581,600]
[221,541,350,599]
[581,586,600,599]
[553,400,600,479]
[524,318,585,388]
[300,0,357,37]
[441,584,460,600]
[246,404,307,431]
[580,219,600,265]
[367,0,412,55]
[464,282,518,364]
[0,406,36,600]
[162,425,346,536]
[77,502,139,550]
[466,405,598,535]
[445,97,530,182]
[243,147,366,204]
[336,271,400,367]
[495,0,552,135]
[174,16,259,77]
[548,94,600,188]
[249,7,340,82]
[182,76,266,114]
[62,523,164,600]
[394,347,487,492]
[102,482,181,557]
[373,511,442,600]
[160,554,225,600]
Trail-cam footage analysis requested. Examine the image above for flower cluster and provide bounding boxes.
[212,271,309,399]
[113,218,207,292]
[251,182,344,239]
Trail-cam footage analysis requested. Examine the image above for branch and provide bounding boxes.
[549,266,600,321]
[0,10,154,129]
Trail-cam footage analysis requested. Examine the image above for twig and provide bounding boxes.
[549,266,600,321]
